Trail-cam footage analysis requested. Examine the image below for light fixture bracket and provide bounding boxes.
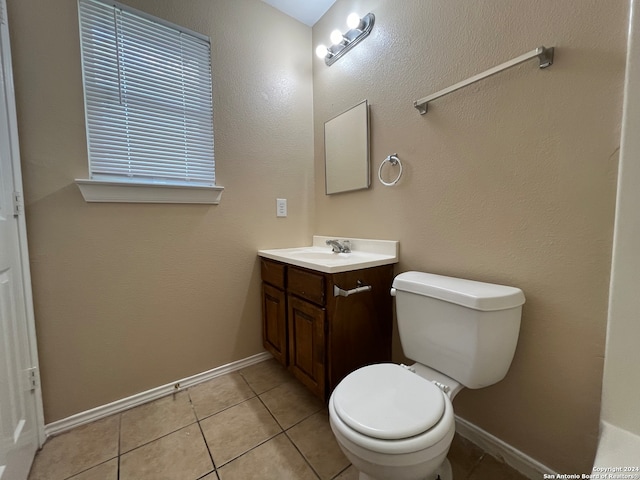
[325,13,375,66]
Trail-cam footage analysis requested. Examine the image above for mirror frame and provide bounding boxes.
[324,99,370,195]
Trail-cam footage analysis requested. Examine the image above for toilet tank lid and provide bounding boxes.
[392,271,525,311]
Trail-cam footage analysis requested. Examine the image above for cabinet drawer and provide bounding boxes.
[261,259,285,289]
[288,267,325,306]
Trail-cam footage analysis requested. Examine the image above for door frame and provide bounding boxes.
[1,0,45,447]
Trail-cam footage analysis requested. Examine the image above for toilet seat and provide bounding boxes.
[333,363,445,440]
[329,364,455,455]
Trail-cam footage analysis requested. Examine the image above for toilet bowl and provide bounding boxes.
[328,271,525,480]
[329,363,455,480]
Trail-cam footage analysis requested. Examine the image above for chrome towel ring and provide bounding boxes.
[378,154,403,186]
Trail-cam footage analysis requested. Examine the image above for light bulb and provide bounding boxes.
[330,29,344,45]
[315,44,328,59]
[346,13,361,30]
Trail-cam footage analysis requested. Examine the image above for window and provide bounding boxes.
[76,0,223,203]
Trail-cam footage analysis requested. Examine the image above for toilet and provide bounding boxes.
[328,271,525,480]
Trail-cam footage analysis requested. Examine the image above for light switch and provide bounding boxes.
[276,198,287,217]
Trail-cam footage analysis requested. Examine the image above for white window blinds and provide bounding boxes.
[78,0,215,186]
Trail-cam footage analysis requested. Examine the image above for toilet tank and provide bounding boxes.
[392,272,525,389]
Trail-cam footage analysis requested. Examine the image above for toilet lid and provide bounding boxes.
[333,363,445,440]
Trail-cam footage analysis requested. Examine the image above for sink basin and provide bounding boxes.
[258,236,398,274]
[287,248,352,261]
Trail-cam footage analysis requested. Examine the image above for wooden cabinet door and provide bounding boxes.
[288,296,326,399]
[262,283,287,366]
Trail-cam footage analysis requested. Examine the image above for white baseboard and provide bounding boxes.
[45,351,272,438]
[455,415,558,479]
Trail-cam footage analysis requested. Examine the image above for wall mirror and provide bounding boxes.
[324,100,370,195]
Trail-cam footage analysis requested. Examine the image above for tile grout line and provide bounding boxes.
[58,415,122,480]
[193,395,258,423]
[59,458,119,480]
[186,371,279,474]
[210,376,288,468]
[117,413,122,480]
[238,369,296,396]
[118,418,201,456]
[191,372,258,423]
[223,368,323,477]
[212,432,283,471]
[253,380,324,433]
[282,428,322,480]
[187,387,220,480]
[281,406,339,480]
[239,371,290,431]
[115,390,203,458]
[250,379,324,480]
[332,463,353,479]
[113,371,267,467]
[194,420,220,480]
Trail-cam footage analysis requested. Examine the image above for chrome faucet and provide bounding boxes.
[326,239,351,253]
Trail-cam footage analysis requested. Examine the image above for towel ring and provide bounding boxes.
[378,154,403,186]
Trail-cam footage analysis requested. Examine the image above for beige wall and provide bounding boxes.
[312,0,626,474]
[7,0,314,422]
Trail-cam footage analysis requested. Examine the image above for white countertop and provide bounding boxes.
[258,236,399,274]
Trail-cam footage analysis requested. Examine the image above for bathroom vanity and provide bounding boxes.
[258,237,398,400]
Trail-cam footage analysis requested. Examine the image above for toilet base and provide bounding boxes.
[357,458,452,480]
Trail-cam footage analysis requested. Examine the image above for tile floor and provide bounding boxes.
[28,358,529,480]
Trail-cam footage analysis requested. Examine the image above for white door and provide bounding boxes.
[0,0,42,478]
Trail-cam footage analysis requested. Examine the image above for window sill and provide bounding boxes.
[75,179,224,204]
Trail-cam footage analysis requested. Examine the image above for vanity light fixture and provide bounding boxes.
[316,12,375,66]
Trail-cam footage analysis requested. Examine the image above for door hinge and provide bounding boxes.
[26,367,39,391]
[13,191,24,216]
